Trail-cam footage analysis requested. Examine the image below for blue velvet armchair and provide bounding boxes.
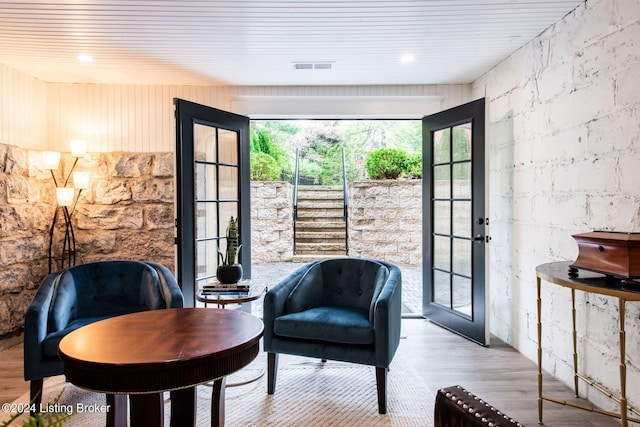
[24,260,183,408]
[263,258,402,414]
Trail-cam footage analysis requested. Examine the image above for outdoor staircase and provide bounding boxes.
[293,185,347,262]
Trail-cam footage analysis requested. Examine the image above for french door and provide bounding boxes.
[174,99,251,307]
[422,98,489,345]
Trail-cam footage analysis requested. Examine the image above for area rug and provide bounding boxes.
[4,352,434,426]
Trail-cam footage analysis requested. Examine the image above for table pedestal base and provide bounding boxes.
[105,383,226,427]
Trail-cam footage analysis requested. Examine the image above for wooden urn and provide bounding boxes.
[570,231,640,279]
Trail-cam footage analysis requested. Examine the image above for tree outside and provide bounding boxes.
[250,120,422,184]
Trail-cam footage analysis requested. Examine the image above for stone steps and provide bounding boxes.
[294,185,347,257]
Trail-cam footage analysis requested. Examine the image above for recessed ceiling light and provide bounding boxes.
[77,54,94,63]
[400,54,415,64]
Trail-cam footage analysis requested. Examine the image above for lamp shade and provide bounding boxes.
[42,151,61,170]
[72,171,91,189]
[70,139,87,158]
[56,187,75,206]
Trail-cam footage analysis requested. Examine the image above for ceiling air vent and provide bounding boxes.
[294,63,313,70]
[293,62,334,70]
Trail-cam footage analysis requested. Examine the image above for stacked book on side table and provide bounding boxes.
[200,281,251,295]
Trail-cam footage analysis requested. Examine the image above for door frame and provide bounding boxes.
[422,98,489,345]
[174,98,251,307]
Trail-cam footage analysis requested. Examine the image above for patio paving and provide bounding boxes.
[249,262,423,316]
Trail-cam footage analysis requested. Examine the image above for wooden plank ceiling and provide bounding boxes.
[0,1,585,86]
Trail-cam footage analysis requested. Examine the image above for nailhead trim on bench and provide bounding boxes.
[436,385,523,426]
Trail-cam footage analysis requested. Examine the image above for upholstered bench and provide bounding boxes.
[434,385,523,427]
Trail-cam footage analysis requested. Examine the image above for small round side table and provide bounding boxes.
[196,284,267,387]
[196,285,267,308]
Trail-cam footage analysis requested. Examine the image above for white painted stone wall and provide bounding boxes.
[472,0,640,412]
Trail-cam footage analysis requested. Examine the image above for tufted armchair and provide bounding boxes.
[263,257,402,414]
[24,260,183,409]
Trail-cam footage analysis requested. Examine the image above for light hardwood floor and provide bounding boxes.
[0,318,623,426]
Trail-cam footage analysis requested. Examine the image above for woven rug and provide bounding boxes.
[4,352,434,426]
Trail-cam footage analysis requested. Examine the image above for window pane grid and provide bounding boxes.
[430,121,473,316]
[193,123,240,283]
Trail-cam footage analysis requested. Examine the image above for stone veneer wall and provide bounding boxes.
[348,180,422,266]
[0,144,175,340]
[0,145,52,339]
[250,181,294,263]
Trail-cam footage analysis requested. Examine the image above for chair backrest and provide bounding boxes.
[285,258,389,314]
[48,260,164,332]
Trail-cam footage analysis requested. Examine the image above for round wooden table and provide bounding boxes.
[58,308,264,427]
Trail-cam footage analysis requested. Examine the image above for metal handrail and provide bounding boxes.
[342,146,349,255]
[293,148,300,254]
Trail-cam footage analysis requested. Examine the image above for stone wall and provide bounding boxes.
[72,152,175,268]
[1,150,420,339]
[250,180,423,265]
[348,180,422,266]
[472,0,640,411]
[250,181,294,263]
[0,145,175,340]
[0,145,52,339]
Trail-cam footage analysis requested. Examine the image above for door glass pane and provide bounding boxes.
[196,240,218,280]
[219,166,238,200]
[195,202,217,240]
[452,201,471,238]
[452,123,472,162]
[433,128,450,164]
[452,237,472,277]
[219,129,239,165]
[452,275,472,316]
[194,124,217,162]
[195,163,217,201]
[452,162,471,199]
[433,165,450,199]
[433,235,451,271]
[433,201,451,235]
[433,270,451,307]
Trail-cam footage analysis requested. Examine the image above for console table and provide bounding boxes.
[536,261,640,426]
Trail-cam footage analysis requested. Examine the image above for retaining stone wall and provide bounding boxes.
[348,180,422,266]
[250,181,294,263]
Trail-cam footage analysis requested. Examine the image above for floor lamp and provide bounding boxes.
[43,140,90,273]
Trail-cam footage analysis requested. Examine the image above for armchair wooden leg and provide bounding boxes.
[375,367,387,414]
[268,352,279,394]
[30,379,43,415]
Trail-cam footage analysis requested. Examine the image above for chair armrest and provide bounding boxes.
[24,272,60,380]
[263,263,314,350]
[144,262,184,308]
[373,264,402,367]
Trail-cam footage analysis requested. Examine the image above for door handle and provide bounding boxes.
[473,234,491,243]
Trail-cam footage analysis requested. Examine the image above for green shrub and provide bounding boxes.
[406,152,422,179]
[250,152,280,181]
[365,148,409,179]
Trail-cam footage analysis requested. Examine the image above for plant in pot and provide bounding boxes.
[217,216,243,284]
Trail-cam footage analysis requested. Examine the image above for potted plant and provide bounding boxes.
[217,216,243,284]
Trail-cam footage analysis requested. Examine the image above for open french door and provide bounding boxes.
[422,98,489,345]
[174,99,251,307]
